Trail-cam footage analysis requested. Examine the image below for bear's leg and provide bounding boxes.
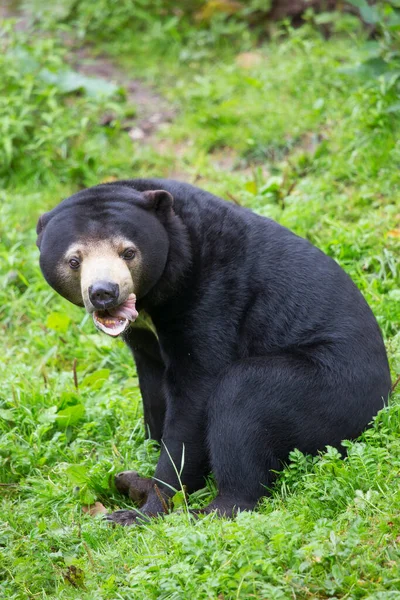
[124,327,166,443]
[107,372,211,525]
[135,349,165,443]
[115,328,166,506]
[205,355,383,516]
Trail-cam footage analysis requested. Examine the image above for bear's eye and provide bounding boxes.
[69,257,81,270]
[121,248,136,261]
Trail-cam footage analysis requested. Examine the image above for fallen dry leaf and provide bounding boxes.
[82,501,108,516]
[235,52,263,69]
[387,229,400,238]
[63,565,86,588]
[196,0,242,21]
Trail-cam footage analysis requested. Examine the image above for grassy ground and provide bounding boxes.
[1,11,400,599]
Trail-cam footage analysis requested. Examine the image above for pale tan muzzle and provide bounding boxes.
[58,239,141,312]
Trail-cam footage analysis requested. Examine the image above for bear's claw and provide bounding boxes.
[105,509,152,526]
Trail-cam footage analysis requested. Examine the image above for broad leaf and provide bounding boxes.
[56,403,85,428]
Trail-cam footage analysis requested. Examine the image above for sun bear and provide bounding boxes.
[36,179,391,525]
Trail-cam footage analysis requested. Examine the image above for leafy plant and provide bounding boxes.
[0,22,123,186]
[347,0,400,78]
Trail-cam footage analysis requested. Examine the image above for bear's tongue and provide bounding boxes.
[93,293,138,337]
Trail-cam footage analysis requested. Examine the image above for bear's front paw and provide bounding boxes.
[115,470,154,505]
[105,509,152,526]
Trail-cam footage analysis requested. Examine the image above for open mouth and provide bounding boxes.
[93,293,138,337]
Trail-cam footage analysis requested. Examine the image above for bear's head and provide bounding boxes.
[36,184,178,337]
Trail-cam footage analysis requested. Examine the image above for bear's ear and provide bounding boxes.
[142,189,174,213]
[36,212,51,248]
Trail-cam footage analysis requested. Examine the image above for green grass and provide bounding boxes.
[1,12,400,599]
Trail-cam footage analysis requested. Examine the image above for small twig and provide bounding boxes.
[42,370,48,388]
[82,541,95,569]
[285,179,298,197]
[153,483,170,514]
[0,483,18,487]
[227,192,241,206]
[73,358,78,390]
[392,374,400,393]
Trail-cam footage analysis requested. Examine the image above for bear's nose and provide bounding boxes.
[89,281,120,309]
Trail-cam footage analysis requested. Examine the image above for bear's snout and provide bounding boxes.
[89,281,120,309]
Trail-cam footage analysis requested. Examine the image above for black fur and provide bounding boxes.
[37,179,391,524]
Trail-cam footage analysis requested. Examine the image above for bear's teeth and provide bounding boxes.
[92,313,130,337]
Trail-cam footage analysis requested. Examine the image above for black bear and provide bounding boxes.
[36,179,391,525]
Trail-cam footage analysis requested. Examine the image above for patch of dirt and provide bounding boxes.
[70,47,176,141]
[1,0,176,143]
[151,138,195,181]
[0,0,30,30]
[2,6,279,184]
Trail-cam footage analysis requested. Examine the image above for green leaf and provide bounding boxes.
[2,137,13,164]
[66,464,90,486]
[314,140,329,159]
[55,403,85,428]
[243,77,262,88]
[8,48,39,74]
[46,312,71,334]
[40,68,119,98]
[260,176,282,195]
[81,369,110,389]
[360,4,380,24]
[362,57,389,76]
[386,8,400,28]
[385,102,400,113]
[245,180,257,195]
[102,575,117,592]
[80,488,97,505]
[339,57,388,79]
[172,490,187,510]
[38,406,58,424]
[0,409,14,421]
[346,0,369,8]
